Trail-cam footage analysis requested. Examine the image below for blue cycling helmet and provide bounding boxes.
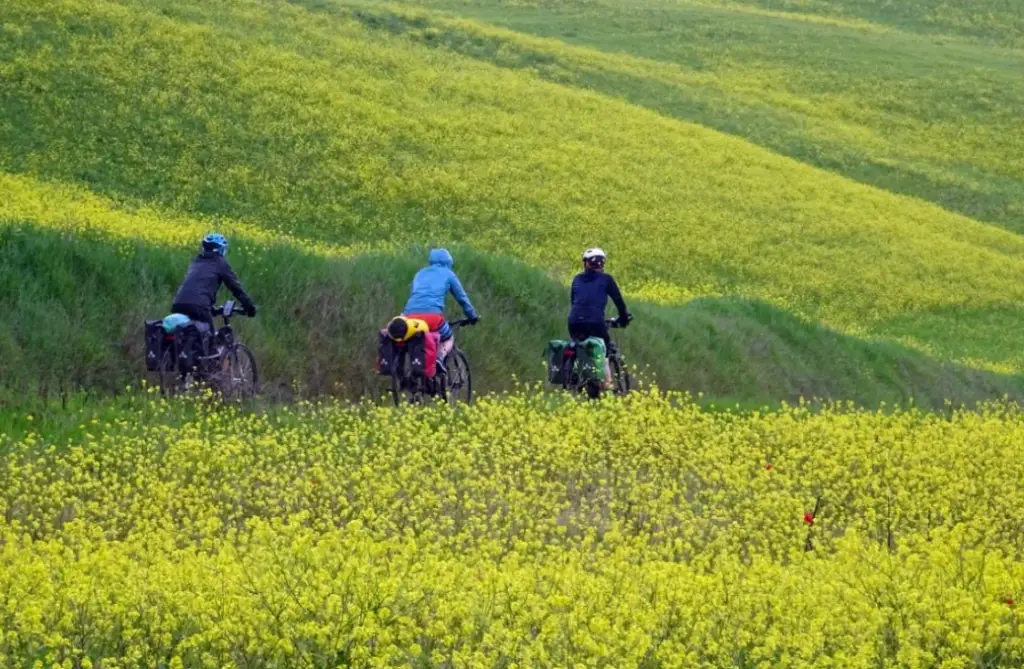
[201,233,228,256]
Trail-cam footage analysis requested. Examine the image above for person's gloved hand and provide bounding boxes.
[245,303,258,317]
[618,313,633,328]
[468,314,481,324]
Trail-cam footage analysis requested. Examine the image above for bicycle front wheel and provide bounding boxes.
[219,344,259,399]
[610,354,631,396]
[446,349,472,406]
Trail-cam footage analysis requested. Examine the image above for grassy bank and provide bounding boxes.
[2,224,1022,409]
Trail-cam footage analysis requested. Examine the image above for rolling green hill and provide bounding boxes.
[361,0,1024,232]
[2,0,1023,406]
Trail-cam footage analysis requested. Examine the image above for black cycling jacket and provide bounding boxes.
[171,251,255,318]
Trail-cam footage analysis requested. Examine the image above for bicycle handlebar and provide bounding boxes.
[605,316,633,329]
[449,318,479,328]
[212,301,253,319]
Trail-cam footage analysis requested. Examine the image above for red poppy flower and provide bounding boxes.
[1005,597,1015,608]
[803,513,815,526]
[765,464,774,471]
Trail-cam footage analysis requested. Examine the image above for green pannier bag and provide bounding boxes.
[575,337,607,383]
[545,339,571,384]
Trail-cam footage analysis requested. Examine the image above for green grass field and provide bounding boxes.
[2,0,1023,405]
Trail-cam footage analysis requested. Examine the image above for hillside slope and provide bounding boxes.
[714,0,1024,46]
[381,0,1024,231]
[3,180,1022,409]
[1,0,1022,404]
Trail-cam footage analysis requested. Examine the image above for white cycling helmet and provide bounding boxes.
[582,247,606,262]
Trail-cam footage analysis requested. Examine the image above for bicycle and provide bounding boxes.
[560,318,632,399]
[156,301,258,399]
[389,318,476,406]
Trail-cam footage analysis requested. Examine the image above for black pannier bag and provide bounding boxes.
[377,330,400,376]
[144,320,165,371]
[175,322,209,375]
[406,332,427,377]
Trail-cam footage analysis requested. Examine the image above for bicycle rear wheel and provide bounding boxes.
[157,350,182,397]
[390,353,408,406]
[560,356,579,394]
[445,349,472,406]
[218,344,258,399]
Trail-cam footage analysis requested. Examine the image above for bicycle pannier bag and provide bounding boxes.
[575,337,607,383]
[377,330,400,376]
[407,332,440,378]
[545,340,570,384]
[145,320,165,371]
[176,322,208,375]
[424,332,439,378]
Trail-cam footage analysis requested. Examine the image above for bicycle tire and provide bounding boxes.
[390,353,403,407]
[220,344,258,399]
[157,349,180,396]
[610,354,631,396]
[560,356,577,393]
[446,349,472,406]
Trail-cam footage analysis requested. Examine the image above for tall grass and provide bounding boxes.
[2,224,1021,408]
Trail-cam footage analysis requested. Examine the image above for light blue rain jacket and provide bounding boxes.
[402,249,478,318]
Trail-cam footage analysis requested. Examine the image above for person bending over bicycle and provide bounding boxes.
[569,248,632,388]
[171,233,257,337]
[401,248,479,369]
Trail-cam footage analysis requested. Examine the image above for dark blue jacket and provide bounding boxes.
[569,270,628,324]
[172,251,255,315]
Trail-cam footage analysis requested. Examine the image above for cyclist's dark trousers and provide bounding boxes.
[171,303,214,328]
[568,321,610,346]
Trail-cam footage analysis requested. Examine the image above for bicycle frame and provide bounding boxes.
[168,301,247,381]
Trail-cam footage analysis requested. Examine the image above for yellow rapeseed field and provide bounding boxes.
[3,391,1024,667]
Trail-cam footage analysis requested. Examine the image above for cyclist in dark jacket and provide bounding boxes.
[569,248,631,387]
[171,233,257,327]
